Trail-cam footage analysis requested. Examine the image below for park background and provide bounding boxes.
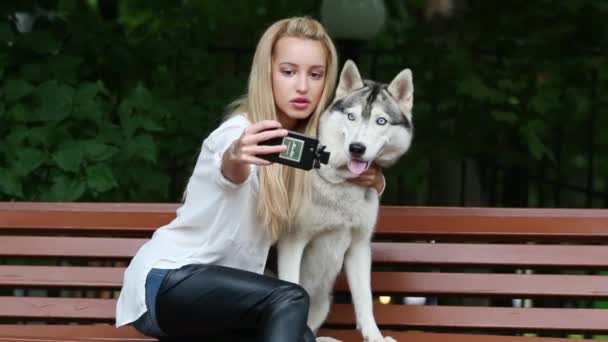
[1,0,607,209]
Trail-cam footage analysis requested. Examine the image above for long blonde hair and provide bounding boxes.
[228,17,338,241]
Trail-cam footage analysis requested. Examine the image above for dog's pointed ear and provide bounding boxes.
[388,68,414,114]
[336,60,364,98]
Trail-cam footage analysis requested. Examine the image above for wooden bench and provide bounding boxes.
[1,202,608,341]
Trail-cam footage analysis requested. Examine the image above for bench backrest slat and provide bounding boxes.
[0,236,146,258]
[3,203,608,241]
[3,236,607,269]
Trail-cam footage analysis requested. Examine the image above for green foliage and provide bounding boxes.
[0,0,324,202]
[370,0,607,205]
[0,1,252,201]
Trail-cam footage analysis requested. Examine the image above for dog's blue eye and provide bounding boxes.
[377,117,387,125]
[347,113,356,121]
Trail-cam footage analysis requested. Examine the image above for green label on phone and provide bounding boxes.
[279,137,304,162]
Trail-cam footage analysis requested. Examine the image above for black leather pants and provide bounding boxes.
[156,264,315,342]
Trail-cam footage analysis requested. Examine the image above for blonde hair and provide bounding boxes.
[227,17,338,241]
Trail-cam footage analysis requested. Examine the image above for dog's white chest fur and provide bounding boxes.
[294,171,379,238]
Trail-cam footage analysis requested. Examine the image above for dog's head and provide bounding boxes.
[319,60,414,177]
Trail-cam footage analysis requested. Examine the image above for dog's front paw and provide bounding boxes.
[316,337,343,342]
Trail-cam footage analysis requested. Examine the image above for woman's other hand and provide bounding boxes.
[347,163,385,195]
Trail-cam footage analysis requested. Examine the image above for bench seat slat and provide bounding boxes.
[3,266,608,299]
[1,297,606,333]
[0,326,579,342]
[326,304,608,333]
[3,236,608,268]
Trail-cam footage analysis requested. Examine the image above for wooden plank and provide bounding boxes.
[0,297,115,320]
[1,298,607,333]
[0,325,149,340]
[335,271,608,298]
[372,242,608,268]
[0,237,146,259]
[3,266,608,299]
[2,203,608,241]
[0,266,124,288]
[0,325,579,342]
[2,237,608,268]
[0,202,177,230]
[326,304,608,333]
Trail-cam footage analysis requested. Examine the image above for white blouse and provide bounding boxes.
[115,115,272,327]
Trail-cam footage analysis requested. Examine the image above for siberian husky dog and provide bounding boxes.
[277,60,414,342]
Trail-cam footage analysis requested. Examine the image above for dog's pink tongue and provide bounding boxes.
[347,160,369,175]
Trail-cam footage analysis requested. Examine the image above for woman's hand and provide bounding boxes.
[222,120,288,184]
[347,163,385,195]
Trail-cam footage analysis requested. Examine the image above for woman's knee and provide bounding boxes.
[269,283,310,313]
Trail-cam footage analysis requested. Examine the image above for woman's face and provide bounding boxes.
[271,37,327,130]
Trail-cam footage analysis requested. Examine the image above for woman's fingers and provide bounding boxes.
[242,127,288,146]
[241,154,274,166]
[242,144,287,156]
[245,120,283,135]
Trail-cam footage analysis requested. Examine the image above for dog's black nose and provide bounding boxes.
[349,143,366,157]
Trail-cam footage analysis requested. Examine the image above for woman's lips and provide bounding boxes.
[290,98,310,110]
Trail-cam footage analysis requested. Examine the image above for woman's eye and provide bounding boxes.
[347,113,356,121]
[310,72,324,80]
[376,117,388,125]
[281,69,295,76]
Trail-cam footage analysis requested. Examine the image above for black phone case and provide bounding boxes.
[258,131,326,170]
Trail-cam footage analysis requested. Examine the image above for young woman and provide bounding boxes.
[115,16,385,341]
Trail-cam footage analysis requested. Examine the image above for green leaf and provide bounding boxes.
[20,63,47,83]
[5,125,30,145]
[0,22,14,42]
[52,143,85,172]
[520,121,554,161]
[118,101,137,137]
[86,164,118,192]
[34,81,74,122]
[0,168,23,198]
[7,103,31,123]
[12,147,47,176]
[41,175,86,201]
[47,55,83,82]
[96,123,124,145]
[126,134,157,163]
[130,83,154,109]
[83,141,119,162]
[491,111,518,125]
[73,82,104,121]
[18,31,61,54]
[140,116,164,132]
[26,124,54,146]
[4,79,35,101]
